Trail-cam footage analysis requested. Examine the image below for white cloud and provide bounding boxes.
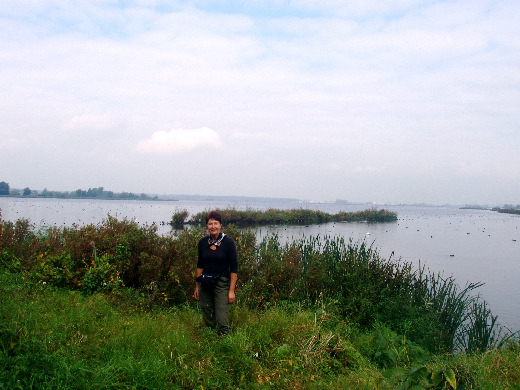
[0,137,26,150]
[353,166,387,174]
[63,115,114,133]
[325,163,343,172]
[136,127,222,154]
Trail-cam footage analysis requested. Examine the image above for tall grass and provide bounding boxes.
[242,234,511,354]
[1,272,519,389]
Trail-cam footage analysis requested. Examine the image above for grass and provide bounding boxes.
[1,272,519,389]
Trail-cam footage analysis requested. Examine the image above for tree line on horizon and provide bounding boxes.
[0,182,157,201]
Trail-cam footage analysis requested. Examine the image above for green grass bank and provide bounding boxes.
[1,272,519,389]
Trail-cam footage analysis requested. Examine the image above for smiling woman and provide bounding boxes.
[194,210,238,335]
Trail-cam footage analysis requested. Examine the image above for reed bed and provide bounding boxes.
[180,207,398,226]
[495,208,520,215]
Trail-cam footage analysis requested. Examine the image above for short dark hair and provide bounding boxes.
[205,210,222,224]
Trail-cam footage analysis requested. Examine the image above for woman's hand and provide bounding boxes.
[228,272,237,304]
[228,290,236,304]
[194,268,203,301]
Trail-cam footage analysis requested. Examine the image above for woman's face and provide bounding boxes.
[207,218,222,237]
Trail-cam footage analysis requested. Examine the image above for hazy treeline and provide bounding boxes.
[0,181,157,200]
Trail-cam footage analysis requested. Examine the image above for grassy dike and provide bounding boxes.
[1,215,519,389]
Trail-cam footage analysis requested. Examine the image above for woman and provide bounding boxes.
[193,211,238,334]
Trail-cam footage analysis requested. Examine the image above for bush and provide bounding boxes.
[170,209,189,227]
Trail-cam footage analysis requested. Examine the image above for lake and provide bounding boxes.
[1,197,519,332]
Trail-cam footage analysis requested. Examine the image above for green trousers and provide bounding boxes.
[199,276,231,334]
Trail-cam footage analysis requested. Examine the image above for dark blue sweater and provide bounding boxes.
[197,234,238,275]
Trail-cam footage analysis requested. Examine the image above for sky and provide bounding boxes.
[1,0,519,205]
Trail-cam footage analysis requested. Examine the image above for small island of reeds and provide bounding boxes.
[170,207,398,227]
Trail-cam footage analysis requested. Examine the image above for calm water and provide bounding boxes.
[1,197,519,331]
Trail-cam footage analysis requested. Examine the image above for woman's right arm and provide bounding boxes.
[193,267,203,300]
[194,239,204,300]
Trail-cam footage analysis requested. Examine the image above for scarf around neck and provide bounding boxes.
[208,232,226,247]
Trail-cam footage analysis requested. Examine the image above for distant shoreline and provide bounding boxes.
[1,193,516,210]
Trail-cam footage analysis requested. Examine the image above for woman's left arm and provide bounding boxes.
[228,273,237,303]
[227,237,238,304]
